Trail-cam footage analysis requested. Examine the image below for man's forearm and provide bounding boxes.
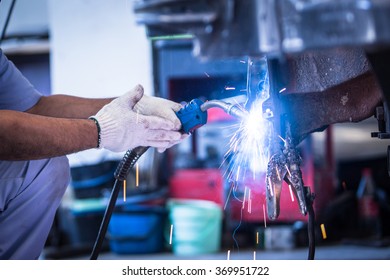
[0,110,98,160]
[26,94,114,118]
[283,72,383,143]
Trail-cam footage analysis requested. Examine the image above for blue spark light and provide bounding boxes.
[224,99,271,182]
[222,57,271,183]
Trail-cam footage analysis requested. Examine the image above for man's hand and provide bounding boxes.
[134,87,188,152]
[91,85,182,152]
[134,92,183,130]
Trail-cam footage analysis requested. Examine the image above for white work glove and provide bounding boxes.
[134,92,188,152]
[134,94,183,130]
[90,84,182,153]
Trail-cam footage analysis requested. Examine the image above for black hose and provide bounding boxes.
[90,146,149,260]
[0,0,17,44]
[90,178,121,260]
[305,186,316,260]
[307,204,315,260]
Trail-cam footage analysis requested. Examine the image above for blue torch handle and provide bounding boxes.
[175,99,208,134]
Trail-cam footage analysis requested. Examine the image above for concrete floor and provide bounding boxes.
[50,243,389,260]
[96,246,390,260]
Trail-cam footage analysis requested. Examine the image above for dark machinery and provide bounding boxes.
[132,0,390,219]
[130,0,390,260]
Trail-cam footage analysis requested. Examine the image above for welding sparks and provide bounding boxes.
[288,184,295,202]
[248,189,252,214]
[256,231,259,244]
[135,163,139,187]
[223,186,233,210]
[169,224,174,245]
[276,167,281,181]
[223,98,271,183]
[224,185,233,210]
[267,177,274,197]
[278,135,286,144]
[285,164,292,177]
[236,165,241,182]
[123,180,126,202]
[263,204,267,228]
[320,224,327,239]
[242,187,247,210]
[279,87,286,93]
[225,86,236,91]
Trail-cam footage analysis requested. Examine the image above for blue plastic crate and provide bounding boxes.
[107,204,167,254]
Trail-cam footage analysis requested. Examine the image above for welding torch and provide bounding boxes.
[90,98,246,260]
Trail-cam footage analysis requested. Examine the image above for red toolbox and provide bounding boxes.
[169,169,224,207]
[228,174,310,223]
[229,155,315,223]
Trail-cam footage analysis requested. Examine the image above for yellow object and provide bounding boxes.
[320,224,327,239]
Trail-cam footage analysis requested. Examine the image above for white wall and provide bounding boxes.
[0,0,48,35]
[48,0,152,99]
[48,0,153,166]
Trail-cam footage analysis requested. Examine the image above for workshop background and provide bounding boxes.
[1,0,390,260]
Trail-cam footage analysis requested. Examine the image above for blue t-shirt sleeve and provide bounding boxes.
[0,49,42,111]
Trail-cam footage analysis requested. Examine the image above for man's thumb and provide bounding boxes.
[128,84,144,108]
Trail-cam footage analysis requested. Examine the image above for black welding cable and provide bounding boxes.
[90,147,149,260]
[0,0,17,44]
[307,204,315,259]
[305,188,316,260]
[90,178,121,260]
[283,179,316,260]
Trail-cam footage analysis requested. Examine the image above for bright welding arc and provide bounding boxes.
[224,98,271,183]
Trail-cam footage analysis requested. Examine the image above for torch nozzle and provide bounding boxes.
[200,100,248,120]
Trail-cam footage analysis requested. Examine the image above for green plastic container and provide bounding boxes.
[167,199,222,255]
